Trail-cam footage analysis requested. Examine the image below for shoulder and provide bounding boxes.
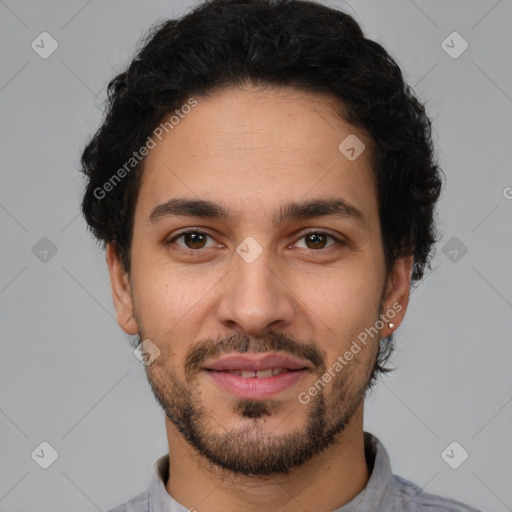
[391,474,482,512]
[106,491,149,512]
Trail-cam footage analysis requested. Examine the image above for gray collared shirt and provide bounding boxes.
[108,432,481,512]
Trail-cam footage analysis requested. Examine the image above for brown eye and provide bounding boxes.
[304,232,328,249]
[296,232,340,250]
[169,231,215,250]
[183,232,208,249]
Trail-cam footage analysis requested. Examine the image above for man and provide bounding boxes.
[80,0,480,510]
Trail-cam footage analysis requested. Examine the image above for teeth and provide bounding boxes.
[255,369,273,378]
[225,368,289,378]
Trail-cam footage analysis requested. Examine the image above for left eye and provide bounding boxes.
[294,232,340,250]
[168,230,341,251]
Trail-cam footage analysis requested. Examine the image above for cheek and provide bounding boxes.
[130,253,225,359]
[318,283,382,393]
[297,263,383,347]
[131,240,198,311]
[129,259,191,339]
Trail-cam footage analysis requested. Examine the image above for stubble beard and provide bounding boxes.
[144,332,377,479]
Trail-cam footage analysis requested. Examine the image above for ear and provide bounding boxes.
[106,243,139,335]
[380,254,414,338]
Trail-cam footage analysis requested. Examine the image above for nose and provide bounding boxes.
[216,244,296,337]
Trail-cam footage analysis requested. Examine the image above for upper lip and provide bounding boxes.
[202,352,311,372]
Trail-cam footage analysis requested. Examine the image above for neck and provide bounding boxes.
[164,404,369,512]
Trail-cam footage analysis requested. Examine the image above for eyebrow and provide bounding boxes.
[149,197,369,229]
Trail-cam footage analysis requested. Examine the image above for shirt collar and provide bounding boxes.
[332,432,395,511]
[148,432,394,511]
[149,452,188,512]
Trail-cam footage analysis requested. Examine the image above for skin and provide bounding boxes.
[107,85,413,512]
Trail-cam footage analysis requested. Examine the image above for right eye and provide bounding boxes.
[166,229,218,252]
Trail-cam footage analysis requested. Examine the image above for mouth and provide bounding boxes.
[211,368,295,377]
[202,353,311,400]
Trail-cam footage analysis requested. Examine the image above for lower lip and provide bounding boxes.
[204,370,307,399]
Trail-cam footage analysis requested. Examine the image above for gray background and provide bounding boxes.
[1,0,511,510]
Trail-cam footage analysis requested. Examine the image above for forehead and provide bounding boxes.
[136,85,378,227]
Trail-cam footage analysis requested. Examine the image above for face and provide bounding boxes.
[108,85,412,477]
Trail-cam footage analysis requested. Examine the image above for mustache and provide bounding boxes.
[184,331,326,378]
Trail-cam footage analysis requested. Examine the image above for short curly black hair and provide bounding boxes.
[80,0,443,379]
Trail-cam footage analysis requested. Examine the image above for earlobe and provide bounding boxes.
[381,255,414,337]
[106,243,139,335]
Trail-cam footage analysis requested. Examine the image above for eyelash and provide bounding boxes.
[166,229,345,254]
